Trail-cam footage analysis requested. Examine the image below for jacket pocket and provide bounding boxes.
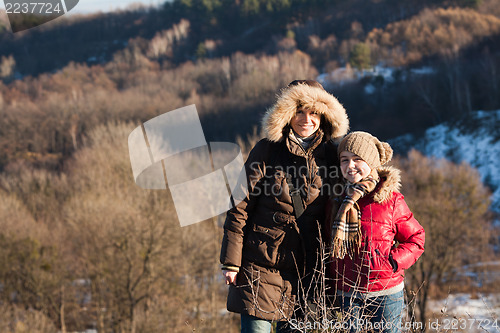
[371,248,394,279]
[243,224,286,268]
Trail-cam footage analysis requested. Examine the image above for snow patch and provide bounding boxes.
[317,65,434,89]
[410,66,435,75]
[427,293,500,332]
[390,110,500,213]
[364,84,376,95]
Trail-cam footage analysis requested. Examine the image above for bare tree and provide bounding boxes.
[394,150,492,329]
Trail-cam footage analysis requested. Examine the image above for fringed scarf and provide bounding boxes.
[327,172,379,259]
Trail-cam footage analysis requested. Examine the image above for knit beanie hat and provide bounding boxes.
[338,131,393,169]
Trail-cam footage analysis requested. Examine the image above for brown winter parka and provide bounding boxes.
[220,83,349,321]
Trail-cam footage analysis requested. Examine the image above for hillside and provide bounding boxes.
[0,8,172,76]
[0,1,500,163]
[1,0,498,77]
[366,7,500,66]
[391,110,500,213]
[0,2,500,172]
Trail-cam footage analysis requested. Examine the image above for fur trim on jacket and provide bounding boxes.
[261,83,349,142]
[373,165,402,204]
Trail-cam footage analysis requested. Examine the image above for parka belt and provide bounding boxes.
[272,211,296,225]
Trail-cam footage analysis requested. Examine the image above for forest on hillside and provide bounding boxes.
[1,1,500,168]
[0,0,499,331]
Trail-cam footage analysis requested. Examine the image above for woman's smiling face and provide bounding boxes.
[339,151,372,183]
[290,107,321,138]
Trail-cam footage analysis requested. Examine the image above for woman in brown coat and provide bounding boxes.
[220,80,349,332]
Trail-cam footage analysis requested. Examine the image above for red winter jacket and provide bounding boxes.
[327,166,425,293]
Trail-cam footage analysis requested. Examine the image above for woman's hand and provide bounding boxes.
[222,270,237,285]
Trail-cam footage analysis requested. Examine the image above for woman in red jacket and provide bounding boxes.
[326,131,425,333]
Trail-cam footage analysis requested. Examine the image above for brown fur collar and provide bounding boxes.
[261,83,349,143]
[372,165,402,204]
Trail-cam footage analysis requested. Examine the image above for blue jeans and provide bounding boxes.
[340,290,404,333]
[240,314,298,333]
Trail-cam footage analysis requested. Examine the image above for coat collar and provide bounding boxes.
[286,128,324,157]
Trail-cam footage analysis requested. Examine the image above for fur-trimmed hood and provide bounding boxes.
[373,165,402,204]
[262,83,349,142]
